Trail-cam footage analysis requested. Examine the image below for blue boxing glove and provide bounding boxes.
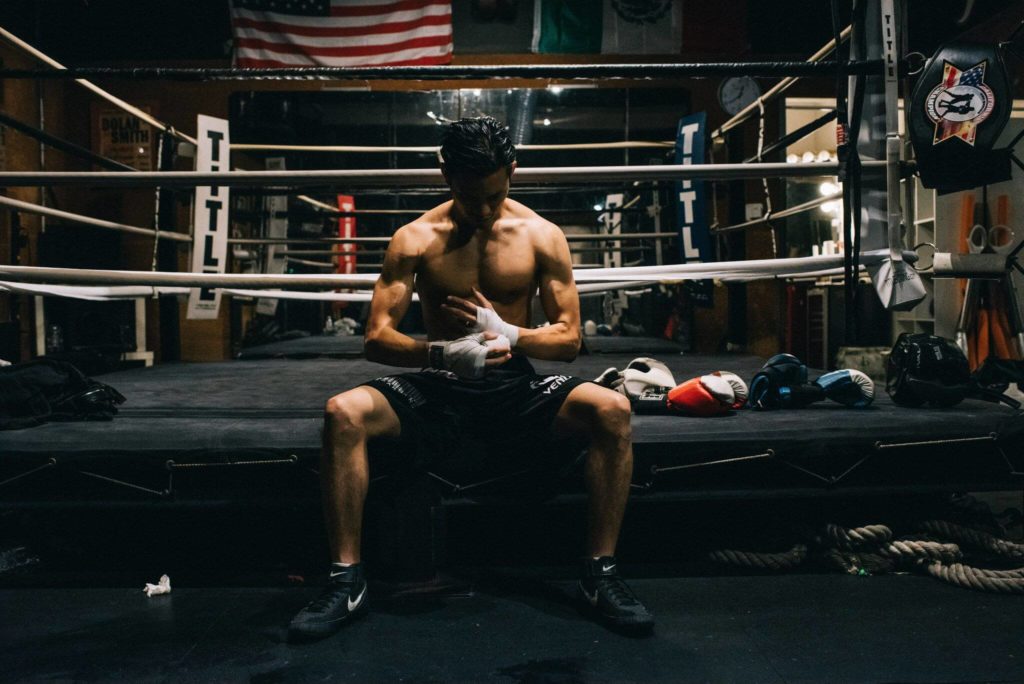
[748,353,808,409]
[813,369,875,408]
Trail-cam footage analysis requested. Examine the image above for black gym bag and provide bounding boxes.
[0,359,125,430]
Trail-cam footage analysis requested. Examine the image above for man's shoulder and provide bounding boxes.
[505,199,561,240]
[393,211,449,251]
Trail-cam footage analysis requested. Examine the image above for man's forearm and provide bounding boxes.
[515,322,580,361]
[364,328,430,367]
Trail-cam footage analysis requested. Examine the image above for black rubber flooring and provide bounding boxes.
[0,574,1021,683]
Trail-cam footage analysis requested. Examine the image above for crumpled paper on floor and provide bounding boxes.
[144,574,171,597]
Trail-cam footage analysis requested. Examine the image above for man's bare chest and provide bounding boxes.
[418,240,536,303]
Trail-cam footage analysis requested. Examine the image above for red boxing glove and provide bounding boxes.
[667,374,735,417]
[710,371,748,409]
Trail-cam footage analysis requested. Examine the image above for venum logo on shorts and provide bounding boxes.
[532,375,570,395]
[925,60,995,146]
[375,376,426,407]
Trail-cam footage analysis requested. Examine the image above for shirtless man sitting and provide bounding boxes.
[289,116,653,641]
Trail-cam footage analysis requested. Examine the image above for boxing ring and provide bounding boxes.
[0,5,1021,537]
[1,351,1021,507]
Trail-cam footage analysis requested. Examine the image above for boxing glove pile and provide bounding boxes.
[596,352,871,416]
[634,371,749,416]
[748,354,874,409]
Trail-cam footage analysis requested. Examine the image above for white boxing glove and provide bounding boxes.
[472,307,520,347]
[428,333,510,379]
[619,357,677,400]
[595,366,624,390]
[711,371,749,409]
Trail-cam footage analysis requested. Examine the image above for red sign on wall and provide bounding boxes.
[336,195,356,275]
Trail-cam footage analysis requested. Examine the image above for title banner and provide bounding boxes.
[674,112,712,306]
[187,115,231,320]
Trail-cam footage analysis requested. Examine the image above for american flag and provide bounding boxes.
[230,0,453,68]
[957,64,985,87]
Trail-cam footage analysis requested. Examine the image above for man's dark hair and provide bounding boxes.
[439,116,516,176]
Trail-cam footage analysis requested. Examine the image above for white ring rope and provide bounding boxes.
[0,268,855,303]
[0,162,888,188]
[0,270,856,303]
[0,194,191,243]
[0,281,189,301]
[0,27,196,146]
[0,249,900,291]
[232,141,676,154]
[222,288,395,303]
[0,281,651,302]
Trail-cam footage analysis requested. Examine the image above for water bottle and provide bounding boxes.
[45,323,64,354]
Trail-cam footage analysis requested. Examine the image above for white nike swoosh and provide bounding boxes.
[601,564,616,573]
[347,585,366,612]
[579,582,599,607]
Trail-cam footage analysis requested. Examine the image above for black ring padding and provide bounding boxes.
[0,61,888,81]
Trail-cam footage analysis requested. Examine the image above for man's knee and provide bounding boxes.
[324,392,369,441]
[324,387,400,445]
[592,392,633,443]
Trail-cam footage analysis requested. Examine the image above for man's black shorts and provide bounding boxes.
[363,355,591,482]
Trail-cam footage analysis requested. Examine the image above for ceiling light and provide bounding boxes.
[819,181,839,196]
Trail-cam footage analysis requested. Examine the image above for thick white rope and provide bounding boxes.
[0,281,651,302]
[0,269,853,302]
[0,250,896,293]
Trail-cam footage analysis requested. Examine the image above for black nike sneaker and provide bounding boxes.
[577,556,654,633]
[288,563,368,643]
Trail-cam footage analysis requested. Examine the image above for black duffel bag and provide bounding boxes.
[0,359,125,430]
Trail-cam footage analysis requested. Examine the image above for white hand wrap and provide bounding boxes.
[428,333,510,379]
[472,307,520,347]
